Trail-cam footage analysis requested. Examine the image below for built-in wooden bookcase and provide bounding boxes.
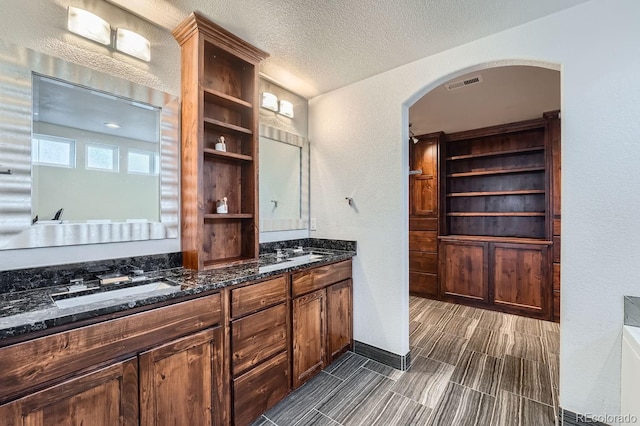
[173,13,268,270]
[442,119,548,241]
[432,113,561,320]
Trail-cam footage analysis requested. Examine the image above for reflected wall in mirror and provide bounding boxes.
[259,124,309,232]
[32,74,161,223]
[0,39,179,250]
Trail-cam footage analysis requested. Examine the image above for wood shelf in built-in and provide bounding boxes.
[446,212,546,217]
[203,148,253,162]
[446,190,546,197]
[204,214,254,220]
[203,87,252,110]
[447,166,545,178]
[203,256,254,269]
[204,117,253,135]
[446,146,544,161]
[438,235,553,245]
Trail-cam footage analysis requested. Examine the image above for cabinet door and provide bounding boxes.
[139,328,224,426]
[492,243,548,315]
[440,240,489,303]
[410,136,439,216]
[292,289,326,388]
[0,358,138,426]
[327,279,353,362]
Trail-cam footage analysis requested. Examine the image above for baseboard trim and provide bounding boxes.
[353,340,411,371]
[560,408,612,426]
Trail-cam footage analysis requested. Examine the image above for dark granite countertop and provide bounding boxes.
[0,247,355,341]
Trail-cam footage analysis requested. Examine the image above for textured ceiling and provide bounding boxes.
[108,0,588,98]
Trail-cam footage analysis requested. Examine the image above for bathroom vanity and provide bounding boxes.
[0,243,355,426]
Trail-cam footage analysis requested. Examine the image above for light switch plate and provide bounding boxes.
[310,218,317,231]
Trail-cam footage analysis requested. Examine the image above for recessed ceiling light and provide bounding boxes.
[104,122,121,129]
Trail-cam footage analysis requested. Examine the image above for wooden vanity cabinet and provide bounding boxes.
[292,260,353,388]
[0,358,139,426]
[229,276,290,426]
[0,294,224,426]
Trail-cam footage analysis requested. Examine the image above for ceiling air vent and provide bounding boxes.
[445,75,483,91]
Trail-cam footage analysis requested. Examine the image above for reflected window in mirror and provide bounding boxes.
[31,73,161,224]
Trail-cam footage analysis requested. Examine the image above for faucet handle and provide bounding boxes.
[69,277,84,285]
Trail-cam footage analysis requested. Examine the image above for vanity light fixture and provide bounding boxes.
[278,100,294,118]
[261,92,279,111]
[67,7,112,46]
[67,7,151,62]
[116,28,151,62]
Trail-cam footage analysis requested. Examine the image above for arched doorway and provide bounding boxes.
[405,64,561,423]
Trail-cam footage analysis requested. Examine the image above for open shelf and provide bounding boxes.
[447,212,545,217]
[203,87,252,110]
[203,148,253,162]
[447,166,545,178]
[446,146,544,161]
[438,235,553,245]
[204,213,254,220]
[447,190,545,197]
[203,256,255,269]
[204,117,253,135]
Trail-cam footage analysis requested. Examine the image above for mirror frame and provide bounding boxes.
[259,124,309,232]
[0,39,179,250]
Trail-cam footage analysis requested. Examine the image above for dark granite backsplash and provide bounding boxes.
[0,252,182,294]
[259,238,357,253]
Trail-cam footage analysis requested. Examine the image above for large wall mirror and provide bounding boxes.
[259,124,309,232]
[0,39,179,250]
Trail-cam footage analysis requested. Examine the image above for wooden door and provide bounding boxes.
[410,135,439,216]
[0,358,138,426]
[440,239,489,303]
[139,328,224,426]
[327,279,353,362]
[491,243,548,316]
[292,289,326,389]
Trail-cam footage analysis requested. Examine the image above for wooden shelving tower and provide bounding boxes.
[173,13,268,270]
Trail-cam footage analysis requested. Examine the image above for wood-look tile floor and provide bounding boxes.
[253,297,559,426]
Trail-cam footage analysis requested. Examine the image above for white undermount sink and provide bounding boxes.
[259,254,325,273]
[52,281,177,309]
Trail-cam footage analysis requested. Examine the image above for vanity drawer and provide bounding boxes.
[233,351,289,426]
[0,293,221,403]
[230,275,287,319]
[292,260,352,297]
[231,304,287,375]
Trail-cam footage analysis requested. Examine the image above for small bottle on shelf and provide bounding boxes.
[214,135,226,152]
[216,197,228,214]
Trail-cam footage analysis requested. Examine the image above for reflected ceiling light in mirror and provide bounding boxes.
[278,100,294,118]
[104,122,121,129]
[116,28,151,62]
[261,92,278,111]
[67,7,111,46]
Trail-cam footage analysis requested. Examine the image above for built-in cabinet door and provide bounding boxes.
[327,279,352,362]
[139,328,224,426]
[410,136,439,216]
[292,289,326,389]
[440,240,489,303]
[492,243,548,315]
[0,358,138,426]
